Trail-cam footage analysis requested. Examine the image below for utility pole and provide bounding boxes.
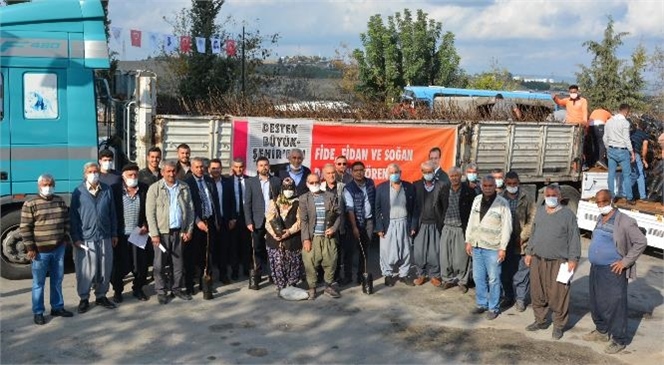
[241,25,245,96]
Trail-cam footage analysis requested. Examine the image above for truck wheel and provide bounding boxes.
[1,209,32,280]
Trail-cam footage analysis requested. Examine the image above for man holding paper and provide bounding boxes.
[110,164,150,303]
[582,189,647,354]
[524,184,581,340]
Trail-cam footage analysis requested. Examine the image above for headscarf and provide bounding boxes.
[276,177,296,206]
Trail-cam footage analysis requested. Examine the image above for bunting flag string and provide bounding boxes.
[195,37,206,54]
[180,36,192,53]
[130,30,142,47]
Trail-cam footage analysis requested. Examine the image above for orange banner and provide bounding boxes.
[310,124,457,183]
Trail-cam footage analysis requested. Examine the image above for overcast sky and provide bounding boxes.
[108,0,663,82]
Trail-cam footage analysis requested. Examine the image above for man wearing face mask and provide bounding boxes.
[70,162,118,313]
[20,174,73,325]
[321,163,349,284]
[344,161,376,285]
[500,171,536,312]
[110,164,150,303]
[278,148,311,197]
[412,162,446,287]
[375,163,417,287]
[553,85,588,126]
[98,149,122,188]
[525,184,581,340]
[299,173,342,299]
[582,190,647,354]
[491,168,505,194]
[464,163,482,195]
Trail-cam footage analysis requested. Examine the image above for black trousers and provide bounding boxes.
[184,219,218,292]
[346,220,374,280]
[230,216,251,274]
[589,264,628,345]
[111,234,149,293]
[214,221,230,279]
[591,125,607,166]
[500,252,521,302]
[250,226,269,274]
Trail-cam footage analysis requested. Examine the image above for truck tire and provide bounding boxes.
[1,209,32,280]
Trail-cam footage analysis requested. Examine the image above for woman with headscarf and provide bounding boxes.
[265,177,303,292]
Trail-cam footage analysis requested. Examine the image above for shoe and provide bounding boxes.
[525,321,549,331]
[157,294,169,305]
[515,301,526,312]
[486,311,499,320]
[442,282,456,290]
[77,299,90,314]
[112,291,123,303]
[174,290,192,301]
[430,277,442,287]
[552,327,564,340]
[230,271,239,281]
[132,290,149,301]
[470,307,487,315]
[399,277,415,286]
[413,276,426,286]
[95,297,117,309]
[604,341,626,354]
[324,285,341,298]
[203,291,213,300]
[458,284,468,293]
[582,330,610,342]
[384,276,394,287]
[34,314,46,325]
[627,200,636,205]
[500,298,515,310]
[219,275,231,285]
[186,286,197,296]
[307,288,316,300]
[50,308,74,317]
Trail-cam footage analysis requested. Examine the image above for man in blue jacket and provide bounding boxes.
[70,162,118,314]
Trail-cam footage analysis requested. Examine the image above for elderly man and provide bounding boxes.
[465,175,512,320]
[603,103,635,204]
[582,189,647,353]
[375,163,417,287]
[321,163,349,284]
[278,148,311,196]
[300,172,342,299]
[20,174,73,325]
[525,184,581,340]
[464,163,482,195]
[334,155,352,184]
[70,162,118,313]
[147,160,195,304]
[139,146,162,186]
[344,161,376,285]
[440,166,476,292]
[429,147,451,186]
[411,161,446,286]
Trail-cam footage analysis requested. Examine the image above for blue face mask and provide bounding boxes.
[423,173,435,181]
[389,173,401,183]
[545,197,558,208]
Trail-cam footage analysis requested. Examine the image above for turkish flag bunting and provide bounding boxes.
[225,39,236,57]
[180,36,191,53]
[130,30,142,47]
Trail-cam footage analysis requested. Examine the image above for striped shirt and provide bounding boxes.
[313,194,326,235]
[20,195,69,252]
[123,188,141,235]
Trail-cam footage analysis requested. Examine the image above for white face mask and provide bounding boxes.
[283,190,295,199]
[569,93,578,99]
[308,183,321,193]
[598,205,613,215]
[289,164,301,171]
[545,197,559,208]
[506,186,518,194]
[125,178,138,188]
[495,178,504,188]
[100,160,113,171]
[466,173,477,182]
[39,186,54,197]
[423,173,435,182]
[86,172,100,185]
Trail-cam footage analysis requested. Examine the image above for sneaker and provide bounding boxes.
[34,314,46,325]
[486,311,499,320]
[324,285,341,298]
[552,327,564,340]
[77,299,90,314]
[95,297,117,309]
[525,321,549,331]
[458,284,468,293]
[582,330,610,342]
[604,341,626,354]
[50,308,74,317]
[413,276,426,286]
[515,300,526,312]
[399,277,415,286]
[470,307,487,315]
[430,277,442,287]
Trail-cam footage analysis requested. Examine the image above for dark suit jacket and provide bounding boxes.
[298,191,342,242]
[176,162,192,181]
[210,176,236,222]
[375,181,417,234]
[439,182,477,232]
[412,179,447,232]
[243,175,282,229]
[434,168,451,186]
[116,182,149,235]
[138,167,161,186]
[185,174,223,227]
[278,166,311,196]
[228,174,250,222]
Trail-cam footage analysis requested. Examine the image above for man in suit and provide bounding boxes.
[244,156,282,281]
[375,163,417,287]
[184,157,222,300]
[429,147,451,186]
[277,148,310,196]
[228,157,251,280]
[175,143,192,181]
[208,159,235,284]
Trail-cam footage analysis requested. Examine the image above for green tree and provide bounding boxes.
[468,59,519,90]
[353,9,466,102]
[576,17,647,110]
[649,46,664,113]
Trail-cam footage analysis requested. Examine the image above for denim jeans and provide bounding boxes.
[32,244,65,315]
[631,155,647,199]
[472,247,502,313]
[607,147,633,201]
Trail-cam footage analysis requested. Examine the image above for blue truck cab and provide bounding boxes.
[0,0,110,279]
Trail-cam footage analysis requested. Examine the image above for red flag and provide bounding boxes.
[180,36,191,53]
[130,30,142,47]
[225,39,236,57]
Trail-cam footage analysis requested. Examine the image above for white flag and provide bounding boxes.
[111,27,122,42]
[195,37,206,53]
[211,37,221,54]
[148,32,160,52]
[164,34,177,53]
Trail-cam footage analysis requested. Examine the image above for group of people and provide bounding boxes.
[21,144,648,354]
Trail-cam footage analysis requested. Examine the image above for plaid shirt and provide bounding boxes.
[444,188,462,227]
[123,188,141,235]
[507,195,519,215]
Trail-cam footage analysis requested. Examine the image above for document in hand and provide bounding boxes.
[128,227,149,249]
[556,262,574,284]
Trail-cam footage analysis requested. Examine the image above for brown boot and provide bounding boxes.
[430,277,442,287]
[413,276,426,286]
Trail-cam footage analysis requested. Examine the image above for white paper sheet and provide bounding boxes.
[556,262,574,284]
[128,227,149,249]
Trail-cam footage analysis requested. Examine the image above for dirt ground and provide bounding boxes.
[1,238,662,364]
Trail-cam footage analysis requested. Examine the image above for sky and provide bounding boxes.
[107,0,664,82]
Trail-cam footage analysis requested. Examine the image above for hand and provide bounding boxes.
[26,249,37,261]
[229,220,237,230]
[111,237,118,247]
[324,228,334,237]
[139,226,149,235]
[644,161,649,169]
[197,220,208,232]
[73,240,84,249]
[609,260,626,274]
[568,260,577,272]
[151,236,160,248]
[352,227,360,240]
[303,239,312,252]
[247,224,254,232]
[465,243,472,256]
[497,249,506,263]
[181,232,191,242]
[378,231,385,238]
[525,255,532,267]
[410,229,416,237]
